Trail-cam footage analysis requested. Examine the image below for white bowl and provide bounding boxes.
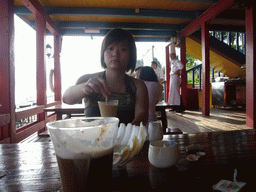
[113,122,147,166]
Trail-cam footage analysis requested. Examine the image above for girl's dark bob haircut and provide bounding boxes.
[139,66,158,82]
[100,28,137,73]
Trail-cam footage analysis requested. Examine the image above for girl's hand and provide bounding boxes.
[83,76,110,98]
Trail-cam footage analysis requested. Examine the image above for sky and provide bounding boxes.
[14,15,171,106]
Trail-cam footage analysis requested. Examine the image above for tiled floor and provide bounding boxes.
[20,107,250,142]
[166,107,250,134]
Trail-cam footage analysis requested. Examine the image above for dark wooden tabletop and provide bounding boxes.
[44,102,172,129]
[44,104,84,120]
[44,104,85,113]
[1,129,255,191]
[44,102,171,114]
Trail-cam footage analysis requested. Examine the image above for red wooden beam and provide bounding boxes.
[0,0,16,143]
[246,5,256,128]
[180,36,187,108]
[54,35,62,102]
[181,0,235,37]
[0,114,10,127]
[165,46,170,102]
[20,0,59,35]
[35,12,47,134]
[201,22,210,116]
[36,12,46,106]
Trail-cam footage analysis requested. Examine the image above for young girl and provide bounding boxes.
[63,29,149,126]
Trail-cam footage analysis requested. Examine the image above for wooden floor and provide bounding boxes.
[19,107,250,143]
[167,107,250,134]
[19,131,51,143]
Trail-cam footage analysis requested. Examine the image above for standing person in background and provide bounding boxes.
[63,28,149,126]
[139,66,163,124]
[151,61,164,84]
[168,42,185,112]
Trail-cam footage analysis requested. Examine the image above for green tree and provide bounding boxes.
[186,54,200,69]
[212,31,243,51]
[136,59,144,68]
[185,54,201,85]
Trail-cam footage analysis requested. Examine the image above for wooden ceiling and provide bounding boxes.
[14,0,245,42]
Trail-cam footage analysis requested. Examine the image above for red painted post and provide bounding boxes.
[54,35,62,102]
[165,46,170,102]
[0,0,16,143]
[180,36,187,108]
[201,22,210,116]
[246,5,256,128]
[35,12,47,133]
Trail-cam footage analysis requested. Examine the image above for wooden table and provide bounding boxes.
[44,102,172,131]
[44,104,84,120]
[155,101,172,130]
[1,130,256,191]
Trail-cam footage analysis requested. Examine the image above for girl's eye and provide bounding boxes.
[121,47,128,51]
[107,47,113,51]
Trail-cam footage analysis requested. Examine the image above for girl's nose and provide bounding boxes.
[113,48,120,57]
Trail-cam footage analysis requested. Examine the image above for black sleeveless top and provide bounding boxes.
[84,71,136,125]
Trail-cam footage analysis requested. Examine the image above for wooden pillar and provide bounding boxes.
[246,5,256,128]
[35,12,46,133]
[0,0,16,143]
[165,46,170,102]
[54,35,62,102]
[201,22,210,116]
[180,36,187,108]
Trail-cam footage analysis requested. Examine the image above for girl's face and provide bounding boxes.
[104,40,130,71]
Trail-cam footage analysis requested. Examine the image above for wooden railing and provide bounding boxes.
[186,64,202,91]
[0,113,11,143]
[186,63,227,91]
[0,101,61,144]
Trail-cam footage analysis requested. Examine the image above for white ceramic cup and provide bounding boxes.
[148,120,163,142]
[148,140,179,168]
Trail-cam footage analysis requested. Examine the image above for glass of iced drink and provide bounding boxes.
[98,100,118,117]
[47,117,119,192]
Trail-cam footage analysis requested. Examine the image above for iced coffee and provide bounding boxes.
[47,117,119,192]
[98,100,118,117]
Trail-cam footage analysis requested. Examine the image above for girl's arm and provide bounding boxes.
[62,74,91,104]
[63,72,109,104]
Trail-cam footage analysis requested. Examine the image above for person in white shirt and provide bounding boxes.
[168,43,185,112]
[151,61,164,84]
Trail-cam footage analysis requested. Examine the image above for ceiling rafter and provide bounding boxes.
[181,0,236,36]
[54,21,186,31]
[14,0,244,42]
[19,0,59,35]
[15,6,201,19]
